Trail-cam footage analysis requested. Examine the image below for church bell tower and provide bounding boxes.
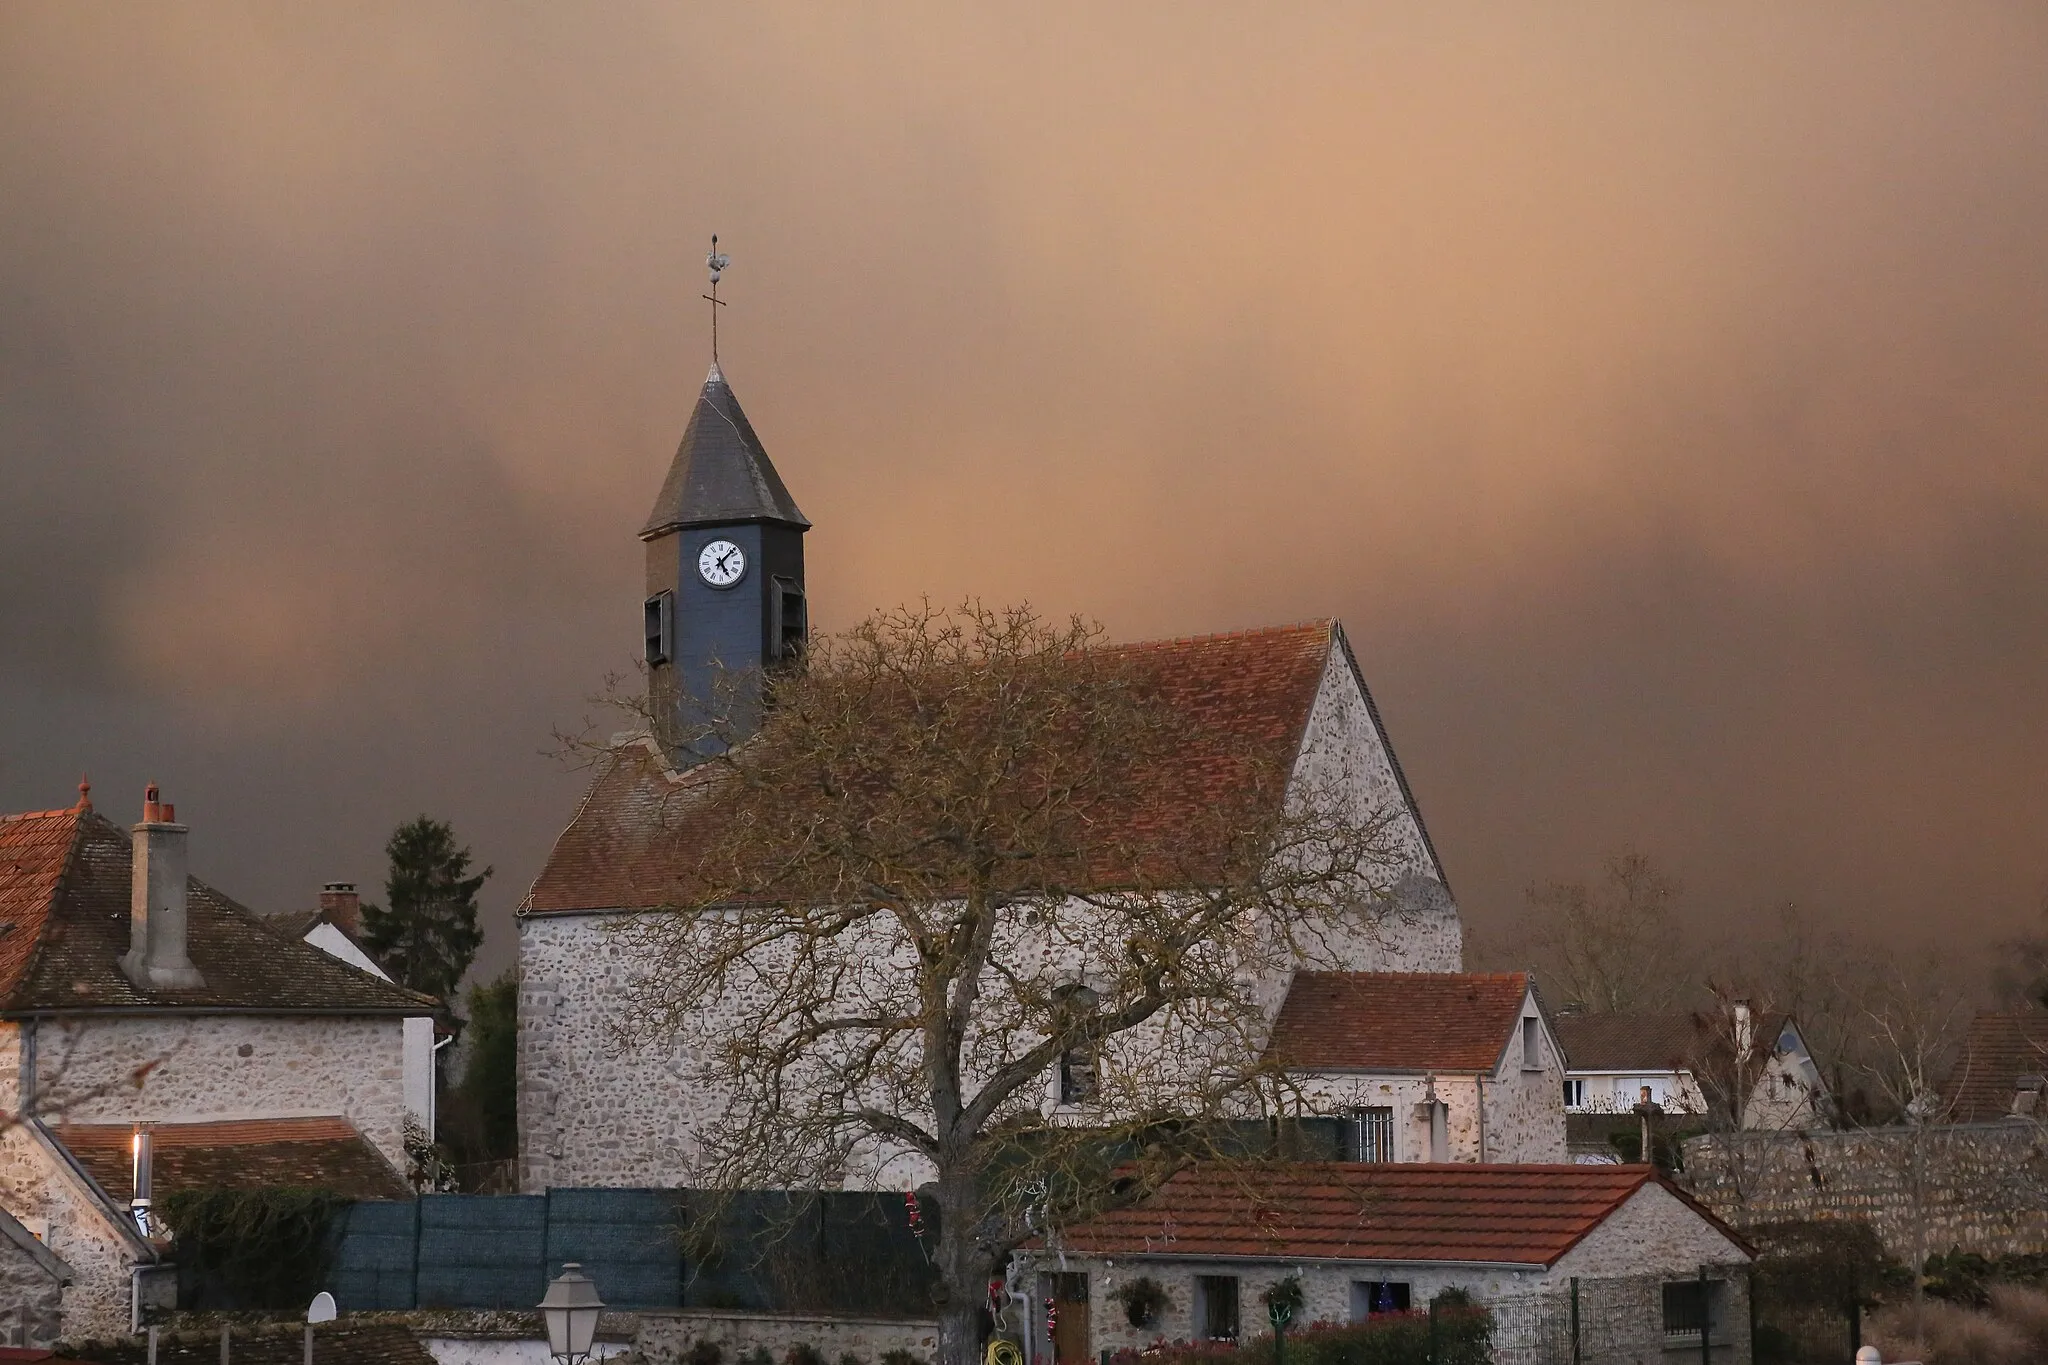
[640,358,810,764]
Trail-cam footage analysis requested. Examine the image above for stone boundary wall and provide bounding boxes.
[1679,1122,2048,1259]
[632,1310,938,1365]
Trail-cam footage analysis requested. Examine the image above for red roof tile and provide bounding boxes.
[56,1116,409,1202]
[0,804,86,1000]
[1945,1011,2048,1122]
[526,622,1348,913]
[1048,1162,1743,1266]
[1267,973,1533,1073]
[0,799,434,1016]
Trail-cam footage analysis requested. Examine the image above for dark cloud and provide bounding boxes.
[3,4,2046,981]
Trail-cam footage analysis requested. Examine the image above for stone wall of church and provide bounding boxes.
[1287,644,1463,976]
[519,912,719,1190]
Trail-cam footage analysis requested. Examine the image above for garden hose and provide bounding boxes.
[985,1339,1024,1365]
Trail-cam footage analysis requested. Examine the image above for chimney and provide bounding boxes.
[319,881,362,938]
[130,1123,154,1237]
[120,784,205,991]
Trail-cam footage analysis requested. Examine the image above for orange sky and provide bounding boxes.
[4,4,2046,978]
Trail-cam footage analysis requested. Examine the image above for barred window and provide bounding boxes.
[1350,1106,1395,1162]
[1663,1280,1710,1339]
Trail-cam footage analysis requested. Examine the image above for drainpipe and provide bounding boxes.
[1475,1074,1488,1164]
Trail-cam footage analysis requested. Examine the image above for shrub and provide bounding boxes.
[879,1351,922,1365]
[1870,1299,2030,1365]
[686,1342,724,1365]
[785,1347,825,1365]
[1105,1306,1491,1365]
[838,1354,866,1365]
[741,1349,774,1365]
[1987,1285,2048,1357]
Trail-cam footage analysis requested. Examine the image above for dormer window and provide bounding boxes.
[1522,1016,1541,1070]
[1059,1047,1098,1104]
[644,592,674,665]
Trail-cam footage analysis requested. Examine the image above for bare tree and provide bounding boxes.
[1516,849,1689,1012]
[601,603,1413,1365]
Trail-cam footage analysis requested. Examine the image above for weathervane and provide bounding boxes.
[704,234,731,365]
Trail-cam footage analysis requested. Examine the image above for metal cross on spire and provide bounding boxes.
[703,234,731,366]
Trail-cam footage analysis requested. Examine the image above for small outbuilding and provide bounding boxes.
[1016,1162,1753,1365]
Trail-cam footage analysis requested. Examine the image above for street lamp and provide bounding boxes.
[539,1263,605,1365]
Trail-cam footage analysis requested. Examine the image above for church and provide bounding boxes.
[516,357,1563,1193]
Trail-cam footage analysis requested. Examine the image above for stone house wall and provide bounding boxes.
[1680,1122,2048,1260]
[520,648,1465,1193]
[0,1125,137,1341]
[632,1310,939,1364]
[1,1015,409,1171]
[0,1219,68,1347]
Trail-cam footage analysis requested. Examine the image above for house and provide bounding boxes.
[1016,1162,1753,1364]
[266,883,441,1137]
[1265,972,1566,1162]
[1943,1011,2048,1122]
[517,361,1465,1193]
[1553,1008,1827,1161]
[0,785,433,1338]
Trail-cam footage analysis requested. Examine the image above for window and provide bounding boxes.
[1195,1276,1240,1341]
[1522,1016,1541,1069]
[1058,1047,1097,1104]
[1563,1079,1585,1108]
[643,592,674,665]
[1338,1107,1396,1162]
[770,576,807,662]
[1662,1280,1712,1340]
[1349,1281,1411,1321]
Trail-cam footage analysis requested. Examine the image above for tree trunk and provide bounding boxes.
[933,1174,994,1365]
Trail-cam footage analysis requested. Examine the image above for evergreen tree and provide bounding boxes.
[457,969,519,1162]
[361,816,491,1006]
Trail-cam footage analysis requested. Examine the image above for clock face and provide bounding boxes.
[697,538,746,588]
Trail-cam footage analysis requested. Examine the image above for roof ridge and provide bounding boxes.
[1107,619,1334,652]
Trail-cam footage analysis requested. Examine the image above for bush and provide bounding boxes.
[879,1352,922,1365]
[741,1349,774,1365]
[838,1354,866,1365]
[1105,1306,1491,1365]
[161,1187,351,1309]
[785,1346,825,1365]
[686,1342,724,1365]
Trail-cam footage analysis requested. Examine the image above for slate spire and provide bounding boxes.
[640,363,810,540]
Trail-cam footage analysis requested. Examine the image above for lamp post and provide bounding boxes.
[540,1263,605,1365]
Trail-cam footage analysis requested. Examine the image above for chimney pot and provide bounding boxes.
[121,787,204,992]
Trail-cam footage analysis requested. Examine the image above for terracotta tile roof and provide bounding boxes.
[1267,972,1533,1073]
[1048,1162,1744,1266]
[0,803,87,1001]
[1945,1011,2048,1122]
[1553,1011,1789,1073]
[66,1324,431,1365]
[55,1116,410,1202]
[0,801,434,1016]
[527,621,1441,912]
